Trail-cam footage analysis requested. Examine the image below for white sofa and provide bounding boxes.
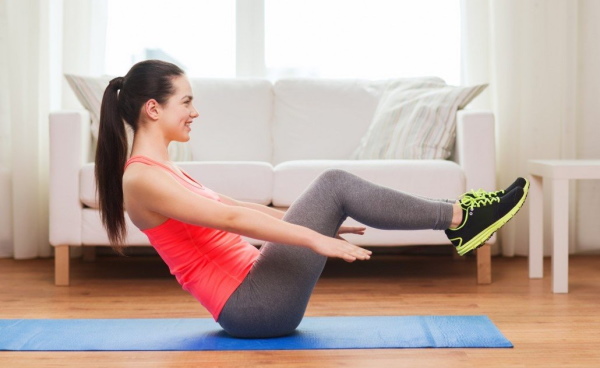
[49,78,496,286]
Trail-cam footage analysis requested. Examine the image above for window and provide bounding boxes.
[265,0,461,84]
[105,0,460,83]
[105,0,236,77]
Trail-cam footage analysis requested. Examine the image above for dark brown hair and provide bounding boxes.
[95,60,184,252]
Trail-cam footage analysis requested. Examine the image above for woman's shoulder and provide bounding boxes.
[122,164,171,230]
[123,162,172,195]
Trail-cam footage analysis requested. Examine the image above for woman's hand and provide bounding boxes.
[310,236,372,263]
[336,226,366,239]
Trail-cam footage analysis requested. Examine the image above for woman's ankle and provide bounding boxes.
[449,201,463,229]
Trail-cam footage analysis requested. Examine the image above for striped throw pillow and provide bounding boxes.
[353,80,487,160]
[64,74,192,161]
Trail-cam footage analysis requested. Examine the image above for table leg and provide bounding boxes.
[529,174,544,278]
[552,178,569,293]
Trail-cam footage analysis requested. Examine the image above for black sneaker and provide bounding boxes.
[461,177,529,200]
[446,185,528,256]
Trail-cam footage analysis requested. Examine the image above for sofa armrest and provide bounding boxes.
[49,110,91,246]
[455,110,496,192]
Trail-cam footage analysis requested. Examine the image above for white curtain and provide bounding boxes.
[0,0,106,259]
[462,0,600,256]
[0,0,53,258]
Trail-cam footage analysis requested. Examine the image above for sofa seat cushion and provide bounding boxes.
[82,209,264,247]
[336,225,451,246]
[272,160,465,207]
[79,164,97,208]
[80,161,274,209]
[82,209,150,245]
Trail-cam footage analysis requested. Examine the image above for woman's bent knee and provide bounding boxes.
[316,168,350,186]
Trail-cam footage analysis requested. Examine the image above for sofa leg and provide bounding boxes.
[55,245,70,286]
[476,244,492,284]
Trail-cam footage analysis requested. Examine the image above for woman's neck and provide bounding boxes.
[130,127,171,163]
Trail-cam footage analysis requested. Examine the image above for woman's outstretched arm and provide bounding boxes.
[124,166,371,262]
[217,193,366,237]
[217,194,286,220]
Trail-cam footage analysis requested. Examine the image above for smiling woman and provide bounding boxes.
[92,59,527,339]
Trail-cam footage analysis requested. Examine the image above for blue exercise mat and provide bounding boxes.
[0,316,512,351]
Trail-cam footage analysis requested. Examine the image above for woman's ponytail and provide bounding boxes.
[96,76,128,252]
[95,60,184,254]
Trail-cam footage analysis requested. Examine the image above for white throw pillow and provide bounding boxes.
[65,74,192,161]
[353,80,487,160]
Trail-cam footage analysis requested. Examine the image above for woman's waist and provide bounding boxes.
[155,236,259,281]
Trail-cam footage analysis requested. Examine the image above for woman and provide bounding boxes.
[96,60,528,338]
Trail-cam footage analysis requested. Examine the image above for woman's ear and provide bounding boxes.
[143,99,161,120]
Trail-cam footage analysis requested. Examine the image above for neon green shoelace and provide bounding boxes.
[463,189,505,199]
[460,194,500,210]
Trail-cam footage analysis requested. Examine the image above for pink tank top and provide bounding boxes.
[124,155,260,320]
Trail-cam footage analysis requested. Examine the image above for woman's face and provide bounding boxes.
[160,75,199,142]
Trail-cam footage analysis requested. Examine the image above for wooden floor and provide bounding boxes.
[1,252,599,367]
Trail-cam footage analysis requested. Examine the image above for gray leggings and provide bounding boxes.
[218,169,454,338]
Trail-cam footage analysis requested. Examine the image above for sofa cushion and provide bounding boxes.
[271,79,386,164]
[353,81,488,160]
[188,78,273,162]
[80,162,273,209]
[64,74,110,140]
[272,160,465,207]
[178,162,273,205]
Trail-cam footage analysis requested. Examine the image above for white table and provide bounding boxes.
[528,160,600,293]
